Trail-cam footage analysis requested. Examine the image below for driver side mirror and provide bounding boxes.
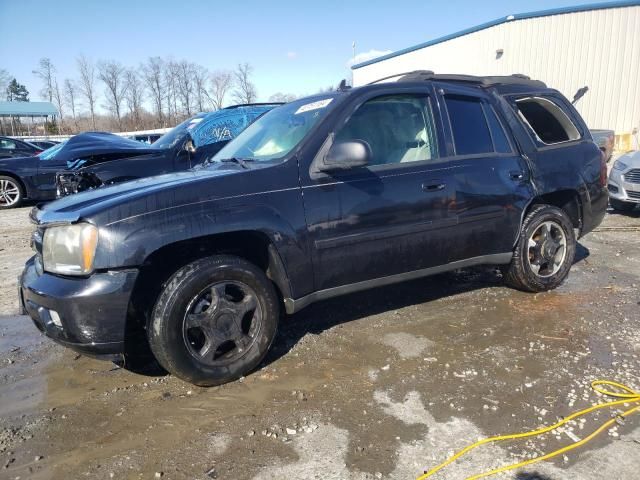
[317,140,371,173]
[184,139,196,154]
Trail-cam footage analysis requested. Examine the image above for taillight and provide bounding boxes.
[599,152,607,186]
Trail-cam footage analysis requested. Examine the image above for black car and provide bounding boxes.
[0,104,278,209]
[0,136,42,159]
[20,72,608,386]
[29,140,60,150]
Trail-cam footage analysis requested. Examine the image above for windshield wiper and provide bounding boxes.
[217,157,255,169]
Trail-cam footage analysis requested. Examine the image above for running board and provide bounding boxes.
[284,252,513,314]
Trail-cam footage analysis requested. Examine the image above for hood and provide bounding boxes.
[32,164,246,225]
[54,132,161,169]
[616,150,640,167]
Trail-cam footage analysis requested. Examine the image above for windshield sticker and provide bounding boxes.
[187,118,204,130]
[295,98,333,115]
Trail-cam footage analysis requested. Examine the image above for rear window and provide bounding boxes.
[445,95,493,155]
[515,97,580,145]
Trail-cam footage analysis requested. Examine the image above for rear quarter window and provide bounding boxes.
[515,97,581,145]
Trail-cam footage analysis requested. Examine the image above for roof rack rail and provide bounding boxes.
[368,70,546,88]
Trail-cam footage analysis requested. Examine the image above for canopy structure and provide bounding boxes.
[0,101,59,136]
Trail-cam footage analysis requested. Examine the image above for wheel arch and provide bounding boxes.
[0,171,26,195]
[124,230,292,346]
[516,189,583,246]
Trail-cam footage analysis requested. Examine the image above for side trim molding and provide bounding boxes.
[283,252,513,314]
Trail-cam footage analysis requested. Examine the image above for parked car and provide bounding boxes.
[0,136,42,159]
[29,140,60,150]
[591,129,615,162]
[20,72,607,386]
[608,150,640,212]
[56,104,280,197]
[127,134,163,144]
[0,104,279,208]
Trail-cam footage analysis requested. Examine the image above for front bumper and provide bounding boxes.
[608,168,640,204]
[20,257,138,357]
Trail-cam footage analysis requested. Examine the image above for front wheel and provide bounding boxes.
[148,255,279,386]
[610,198,636,212]
[504,205,576,292]
[0,176,24,209]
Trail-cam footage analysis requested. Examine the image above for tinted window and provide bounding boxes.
[445,95,493,155]
[515,97,581,144]
[0,139,16,150]
[335,94,439,166]
[484,105,512,153]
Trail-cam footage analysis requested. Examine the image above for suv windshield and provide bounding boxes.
[152,114,206,149]
[211,95,339,163]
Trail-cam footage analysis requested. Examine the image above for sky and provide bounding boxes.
[0,0,611,110]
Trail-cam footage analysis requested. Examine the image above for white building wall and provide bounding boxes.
[353,6,640,137]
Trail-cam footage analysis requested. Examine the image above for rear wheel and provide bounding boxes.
[0,176,23,209]
[504,204,576,292]
[610,198,636,212]
[148,255,279,386]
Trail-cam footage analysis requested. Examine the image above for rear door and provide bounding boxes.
[301,88,458,291]
[435,85,532,261]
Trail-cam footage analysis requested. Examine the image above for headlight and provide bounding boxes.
[612,160,628,171]
[43,223,98,275]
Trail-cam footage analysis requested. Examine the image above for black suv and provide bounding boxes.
[20,72,608,386]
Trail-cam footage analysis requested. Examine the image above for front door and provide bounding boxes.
[302,91,458,292]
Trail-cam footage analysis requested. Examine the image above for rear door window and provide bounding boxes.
[445,95,493,155]
[515,97,581,145]
[483,105,513,153]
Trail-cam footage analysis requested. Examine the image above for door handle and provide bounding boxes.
[509,171,525,181]
[422,182,446,192]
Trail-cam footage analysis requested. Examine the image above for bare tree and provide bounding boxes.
[176,60,196,116]
[98,60,128,130]
[210,71,232,110]
[124,69,145,130]
[52,79,65,132]
[33,58,55,102]
[77,55,98,129]
[142,57,165,127]
[232,63,257,104]
[64,79,78,131]
[192,64,209,112]
[268,92,297,103]
[164,60,180,125]
[0,69,10,91]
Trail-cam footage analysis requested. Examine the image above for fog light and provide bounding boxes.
[49,310,62,327]
[608,184,619,194]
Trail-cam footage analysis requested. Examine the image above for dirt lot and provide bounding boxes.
[0,205,638,480]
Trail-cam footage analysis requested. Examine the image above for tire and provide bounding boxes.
[610,198,636,212]
[0,175,24,209]
[148,255,279,386]
[504,204,576,292]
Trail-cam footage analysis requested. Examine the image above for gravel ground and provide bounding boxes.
[0,204,638,480]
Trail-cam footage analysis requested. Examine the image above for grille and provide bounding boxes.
[627,190,640,200]
[624,169,640,184]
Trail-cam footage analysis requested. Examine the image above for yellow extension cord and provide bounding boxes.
[417,380,640,480]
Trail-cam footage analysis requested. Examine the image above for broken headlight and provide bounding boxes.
[43,223,98,276]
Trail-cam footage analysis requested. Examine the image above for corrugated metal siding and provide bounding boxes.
[353,6,640,136]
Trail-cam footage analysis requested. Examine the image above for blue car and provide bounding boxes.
[0,103,280,208]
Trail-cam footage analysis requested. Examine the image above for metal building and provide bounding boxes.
[352,1,640,149]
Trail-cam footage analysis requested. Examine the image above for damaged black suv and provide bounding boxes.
[20,72,608,386]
